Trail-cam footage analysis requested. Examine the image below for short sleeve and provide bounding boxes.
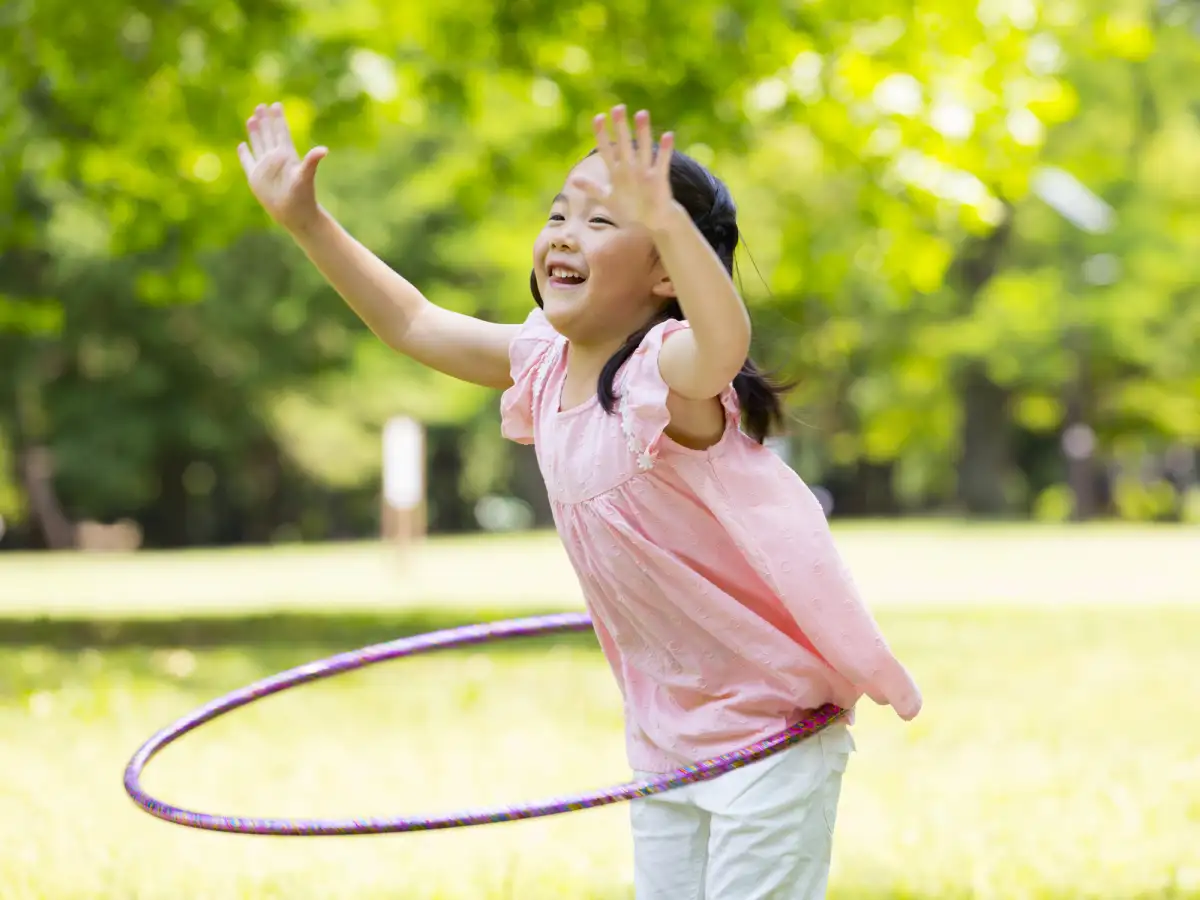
[619,318,740,468]
[499,307,561,445]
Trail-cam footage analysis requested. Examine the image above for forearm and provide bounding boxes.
[651,202,751,369]
[291,208,429,350]
[288,208,518,388]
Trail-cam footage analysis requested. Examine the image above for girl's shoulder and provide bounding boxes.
[508,307,562,378]
[620,317,741,470]
[619,317,690,393]
[500,307,563,445]
[513,306,560,348]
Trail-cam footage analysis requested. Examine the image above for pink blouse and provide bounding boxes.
[500,309,920,773]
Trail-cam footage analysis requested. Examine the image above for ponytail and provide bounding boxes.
[531,282,790,443]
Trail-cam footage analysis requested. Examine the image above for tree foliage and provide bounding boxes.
[1,0,1197,546]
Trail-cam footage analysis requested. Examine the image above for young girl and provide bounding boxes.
[239,101,921,899]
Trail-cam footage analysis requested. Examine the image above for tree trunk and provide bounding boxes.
[425,426,472,532]
[509,443,554,528]
[11,344,76,549]
[956,365,1014,515]
[950,206,1016,516]
[1062,338,1099,521]
[150,450,190,547]
[19,445,76,549]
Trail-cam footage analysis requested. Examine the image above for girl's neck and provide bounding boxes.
[564,335,622,368]
[563,337,618,381]
[559,336,622,411]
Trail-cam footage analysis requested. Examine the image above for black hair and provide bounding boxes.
[529,145,790,443]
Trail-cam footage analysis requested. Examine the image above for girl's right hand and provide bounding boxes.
[237,103,328,234]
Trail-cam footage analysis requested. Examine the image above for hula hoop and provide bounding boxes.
[124,612,846,836]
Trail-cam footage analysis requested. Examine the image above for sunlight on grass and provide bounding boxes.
[3,604,1198,899]
[3,524,1198,617]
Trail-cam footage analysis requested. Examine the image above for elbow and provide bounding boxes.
[375,325,411,355]
[660,330,749,400]
[673,363,745,400]
[726,337,752,379]
[702,325,752,392]
[377,299,432,356]
[729,320,753,379]
[726,307,752,361]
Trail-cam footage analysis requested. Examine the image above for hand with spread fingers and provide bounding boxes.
[570,105,679,233]
[237,103,329,234]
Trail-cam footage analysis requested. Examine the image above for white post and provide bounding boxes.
[381,416,426,543]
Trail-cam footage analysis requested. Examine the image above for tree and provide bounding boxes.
[8,0,1187,545]
[0,0,369,543]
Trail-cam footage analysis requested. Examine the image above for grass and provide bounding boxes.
[3,527,1199,898]
[4,522,1199,618]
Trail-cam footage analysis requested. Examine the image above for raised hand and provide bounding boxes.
[571,105,677,233]
[237,103,328,234]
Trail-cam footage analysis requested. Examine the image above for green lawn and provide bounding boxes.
[3,528,1198,898]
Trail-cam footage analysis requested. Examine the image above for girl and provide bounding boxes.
[239,102,921,900]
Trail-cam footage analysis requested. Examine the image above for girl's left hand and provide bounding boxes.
[571,105,678,233]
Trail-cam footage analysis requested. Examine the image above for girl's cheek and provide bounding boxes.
[532,232,549,263]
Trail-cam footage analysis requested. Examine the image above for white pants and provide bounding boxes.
[630,722,854,900]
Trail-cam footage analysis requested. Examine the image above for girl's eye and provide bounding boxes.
[547,213,613,225]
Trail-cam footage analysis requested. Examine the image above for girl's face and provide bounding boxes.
[532,154,674,347]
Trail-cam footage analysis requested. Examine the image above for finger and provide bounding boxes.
[258,106,276,153]
[301,146,328,182]
[236,142,256,178]
[612,105,634,168]
[265,104,285,152]
[263,103,282,152]
[270,102,296,155]
[634,110,653,170]
[655,131,676,181]
[247,114,266,158]
[591,113,617,172]
[567,174,609,202]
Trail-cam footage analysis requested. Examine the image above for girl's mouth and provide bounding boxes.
[548,265,587,288]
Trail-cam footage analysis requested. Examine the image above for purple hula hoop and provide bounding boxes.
[124,611,845,836]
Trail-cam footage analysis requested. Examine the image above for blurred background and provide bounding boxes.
[2,1,1198,898]
[2,0,1199,547]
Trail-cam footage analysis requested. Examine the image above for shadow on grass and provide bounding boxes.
[0,606,601,654]
[1,607,606,702]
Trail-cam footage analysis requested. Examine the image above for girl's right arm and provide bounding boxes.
[238,102,517,390]
[290,211,518,389]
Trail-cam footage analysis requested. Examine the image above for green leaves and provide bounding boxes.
[0,296,63,335]
[1,0,1196,538]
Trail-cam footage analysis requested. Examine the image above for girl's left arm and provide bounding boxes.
[580,107,749,399]
[653,204,753,399]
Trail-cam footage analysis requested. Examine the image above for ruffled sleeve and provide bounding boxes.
[619,318,741,470]
[499,307,561,445]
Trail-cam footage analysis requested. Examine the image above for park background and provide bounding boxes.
[2,0,1198,897]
